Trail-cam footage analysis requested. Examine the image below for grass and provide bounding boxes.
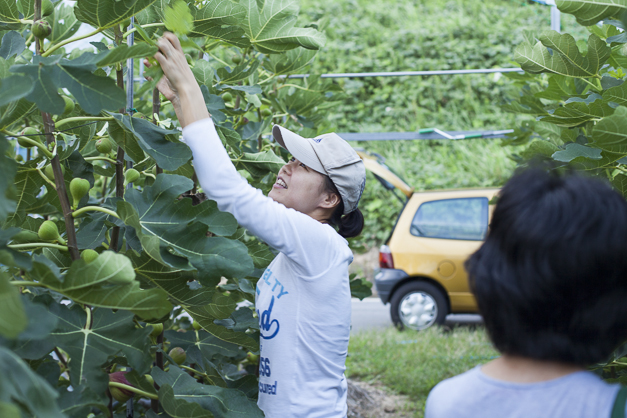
[347,326,499,417]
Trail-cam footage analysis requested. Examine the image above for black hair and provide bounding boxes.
[322,175,364,239]
[466,168,627,366]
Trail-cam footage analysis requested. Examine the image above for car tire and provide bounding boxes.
[390,281,448,331]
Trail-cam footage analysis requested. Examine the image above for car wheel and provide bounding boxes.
[390,281,448,330]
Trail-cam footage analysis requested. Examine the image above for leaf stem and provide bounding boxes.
[43,27,104,57]
[123,22,165,38]
[20,19,34,24]
[206,51,228,67]
[278,83,311,91]
[55,116,115,130]
[20,138,54,159]
[84,305,91,329]
[109,382,159,400]
[36,167,57,189]
[72,206,120,219]
[180,365,207,378]
[9,280,47,287]
[7,242,69,251]
[84,156,116,164]
[580,77,601,93]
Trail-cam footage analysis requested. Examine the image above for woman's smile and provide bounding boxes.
[274,176,288,189]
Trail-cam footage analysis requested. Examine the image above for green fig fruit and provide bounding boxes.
[44,164,64,181]
[109,371,134,403]
[144,374,155,386]
[108,273,134,285]
[38,220,65,244]
[15,154,24,162]
[124,168,140,184]
[231,55,242,64]
[70,178,90,209]
[185,54,193,65]
[261,108,273,118]
[42,0,54,17]
[81,249,99,263]
[61,96,74,116]
[32,20,52,40]
[10,230,40,244]
[18,127,40,148]
[148,323,163,338]
[246,351,259,364]
[222,92,233,103]
[192,320,201,331]
[95,138,113,154]
[169,347,186,365]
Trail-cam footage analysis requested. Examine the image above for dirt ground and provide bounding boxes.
[347,378,413,418]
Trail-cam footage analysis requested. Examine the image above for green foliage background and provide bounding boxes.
[298,0,587,245]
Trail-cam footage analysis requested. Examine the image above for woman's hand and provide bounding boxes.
[143,59,177,102]
[146,32,209,128]
[154,33,196,97]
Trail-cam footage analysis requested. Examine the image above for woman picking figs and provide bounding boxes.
[147,33,366,418]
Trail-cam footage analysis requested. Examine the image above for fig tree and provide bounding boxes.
[44,164,64,181]
[124,168,140,184]
[61,96,74,116]
[120,17,132,29]
[109,371,134,403]
[17,127,40,148]
[95,138,113,154]
[108,273,134,285]
[32,20,52,40]
[222,92,233,103]
[70,178,90,209]
[261,108,273,118]
[10,230,40,244]
[246,352,259,364]
[38,220,66,244]
[81,249,99,263]
[42,0,54,17]
[169,347,186,365]
[148,323,163,337]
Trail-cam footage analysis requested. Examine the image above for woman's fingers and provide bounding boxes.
[163,32,183,52]
[154,50,166,66]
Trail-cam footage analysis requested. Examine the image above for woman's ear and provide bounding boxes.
[320,192,341,210]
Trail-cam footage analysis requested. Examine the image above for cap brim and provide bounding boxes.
[272,125,326,175]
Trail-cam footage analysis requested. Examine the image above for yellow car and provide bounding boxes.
[358,151,499,331]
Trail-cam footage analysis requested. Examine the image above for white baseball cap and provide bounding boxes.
[272,125,366,215]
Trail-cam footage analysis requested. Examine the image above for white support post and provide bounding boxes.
[126,17,135,176]
[551,5,561,32]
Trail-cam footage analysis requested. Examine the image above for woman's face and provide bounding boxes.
[268,157,334,215]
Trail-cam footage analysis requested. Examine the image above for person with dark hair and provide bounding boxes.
[148,33,366,417]
[425,168,627,418]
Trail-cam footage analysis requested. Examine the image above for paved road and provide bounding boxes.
[350,297,482,333]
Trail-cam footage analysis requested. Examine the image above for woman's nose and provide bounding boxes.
[281,162,294,176]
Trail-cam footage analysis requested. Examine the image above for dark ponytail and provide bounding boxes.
[323,176,364,239]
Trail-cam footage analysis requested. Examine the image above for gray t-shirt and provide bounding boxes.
[425,366,621,418]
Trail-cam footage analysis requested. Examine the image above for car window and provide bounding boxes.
[410,197,489,240]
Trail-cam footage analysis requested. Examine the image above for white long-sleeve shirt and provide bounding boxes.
[183,118,353,418]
